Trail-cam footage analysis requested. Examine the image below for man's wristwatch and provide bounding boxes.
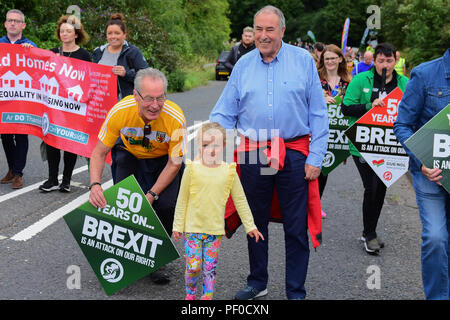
[89,182,101,190]
[147,190,159,200]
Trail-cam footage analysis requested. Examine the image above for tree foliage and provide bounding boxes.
[0,0,232,91]
[183,0,231,58]
[2,0,448,77]
[227,0,370,45]
[381,0,450,67]
[227,0,449,68]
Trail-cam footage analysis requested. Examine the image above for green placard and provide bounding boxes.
[404,104,450,193]
[64,175,180,296]
[321,95,351,175]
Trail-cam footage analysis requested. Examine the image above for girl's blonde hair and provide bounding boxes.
[196,122,226,147]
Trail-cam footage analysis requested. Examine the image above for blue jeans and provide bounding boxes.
[411,170,450,300]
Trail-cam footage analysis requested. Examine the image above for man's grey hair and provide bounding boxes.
[254,5,285,30]
[134,68,168,94]
[6,9,25,22]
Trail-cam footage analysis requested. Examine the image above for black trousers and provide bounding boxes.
[352,155,387,240]
[1,134,28,176]
[114,146,183,235]
[46,143,77,183]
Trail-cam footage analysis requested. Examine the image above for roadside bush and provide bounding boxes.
[167,69,186,92]
[24,20,58,49]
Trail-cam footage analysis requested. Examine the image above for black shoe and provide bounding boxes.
[362,237,381,255]
[150,268,170,285]
[39,180,59,192]
[59,182,71,193]
[361,235,385,248]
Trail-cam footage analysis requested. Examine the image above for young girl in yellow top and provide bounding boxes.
[172,122,263,300]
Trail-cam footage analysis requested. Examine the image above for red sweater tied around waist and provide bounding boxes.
[224,135,323,249]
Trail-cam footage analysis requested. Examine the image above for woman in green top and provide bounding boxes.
[342,43,408,255]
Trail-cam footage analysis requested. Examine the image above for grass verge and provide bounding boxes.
[181,56,216,92]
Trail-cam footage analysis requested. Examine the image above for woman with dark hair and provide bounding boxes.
[92,13,149,185]
[316,44,351,218]
[92,13,148,100]
[39,15,92,193]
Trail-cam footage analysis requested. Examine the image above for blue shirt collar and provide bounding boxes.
[258,40,286,63]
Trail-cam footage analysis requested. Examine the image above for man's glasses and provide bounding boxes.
[136,90,166,104]
[6,19,24,24]
[142,124,151,148]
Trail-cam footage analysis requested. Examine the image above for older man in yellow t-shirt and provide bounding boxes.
[89,67,187,242]
[88,68,186,285]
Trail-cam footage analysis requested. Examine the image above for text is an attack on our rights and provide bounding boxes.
[64,176,179,296]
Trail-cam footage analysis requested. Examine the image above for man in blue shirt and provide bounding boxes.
[210,5,328,300]
[394,49,450,300]
[0,9,36,189]
[352,50,374,76]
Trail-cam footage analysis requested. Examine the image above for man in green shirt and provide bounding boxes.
[342,43,408,254]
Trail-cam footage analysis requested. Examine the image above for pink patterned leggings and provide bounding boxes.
[184,233,223,300]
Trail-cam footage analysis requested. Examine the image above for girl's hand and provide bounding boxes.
[112,65,126,77]
[172,231,183,241]
[248,229,264,243]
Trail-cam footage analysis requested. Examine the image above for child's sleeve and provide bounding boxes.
[172,161,191,233]
[229,169,257,234]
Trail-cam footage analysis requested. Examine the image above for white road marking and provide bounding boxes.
[0,121,205,204]
[188,120,209,131]
[0,165,88,204]
[10,179,114,241]
[7,120,210,242]
[70,181,86,189]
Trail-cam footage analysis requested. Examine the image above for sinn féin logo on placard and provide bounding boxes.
[100,258,124,283]
[41,112,50,136]
[372,159,385,167]
[383,171,393,181]
[322,151,335,168]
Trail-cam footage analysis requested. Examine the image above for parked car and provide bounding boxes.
[215,50,231,81]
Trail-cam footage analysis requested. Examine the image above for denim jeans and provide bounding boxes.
[411,170,450,300]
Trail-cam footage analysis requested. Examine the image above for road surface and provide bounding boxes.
[0,80,425,301]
